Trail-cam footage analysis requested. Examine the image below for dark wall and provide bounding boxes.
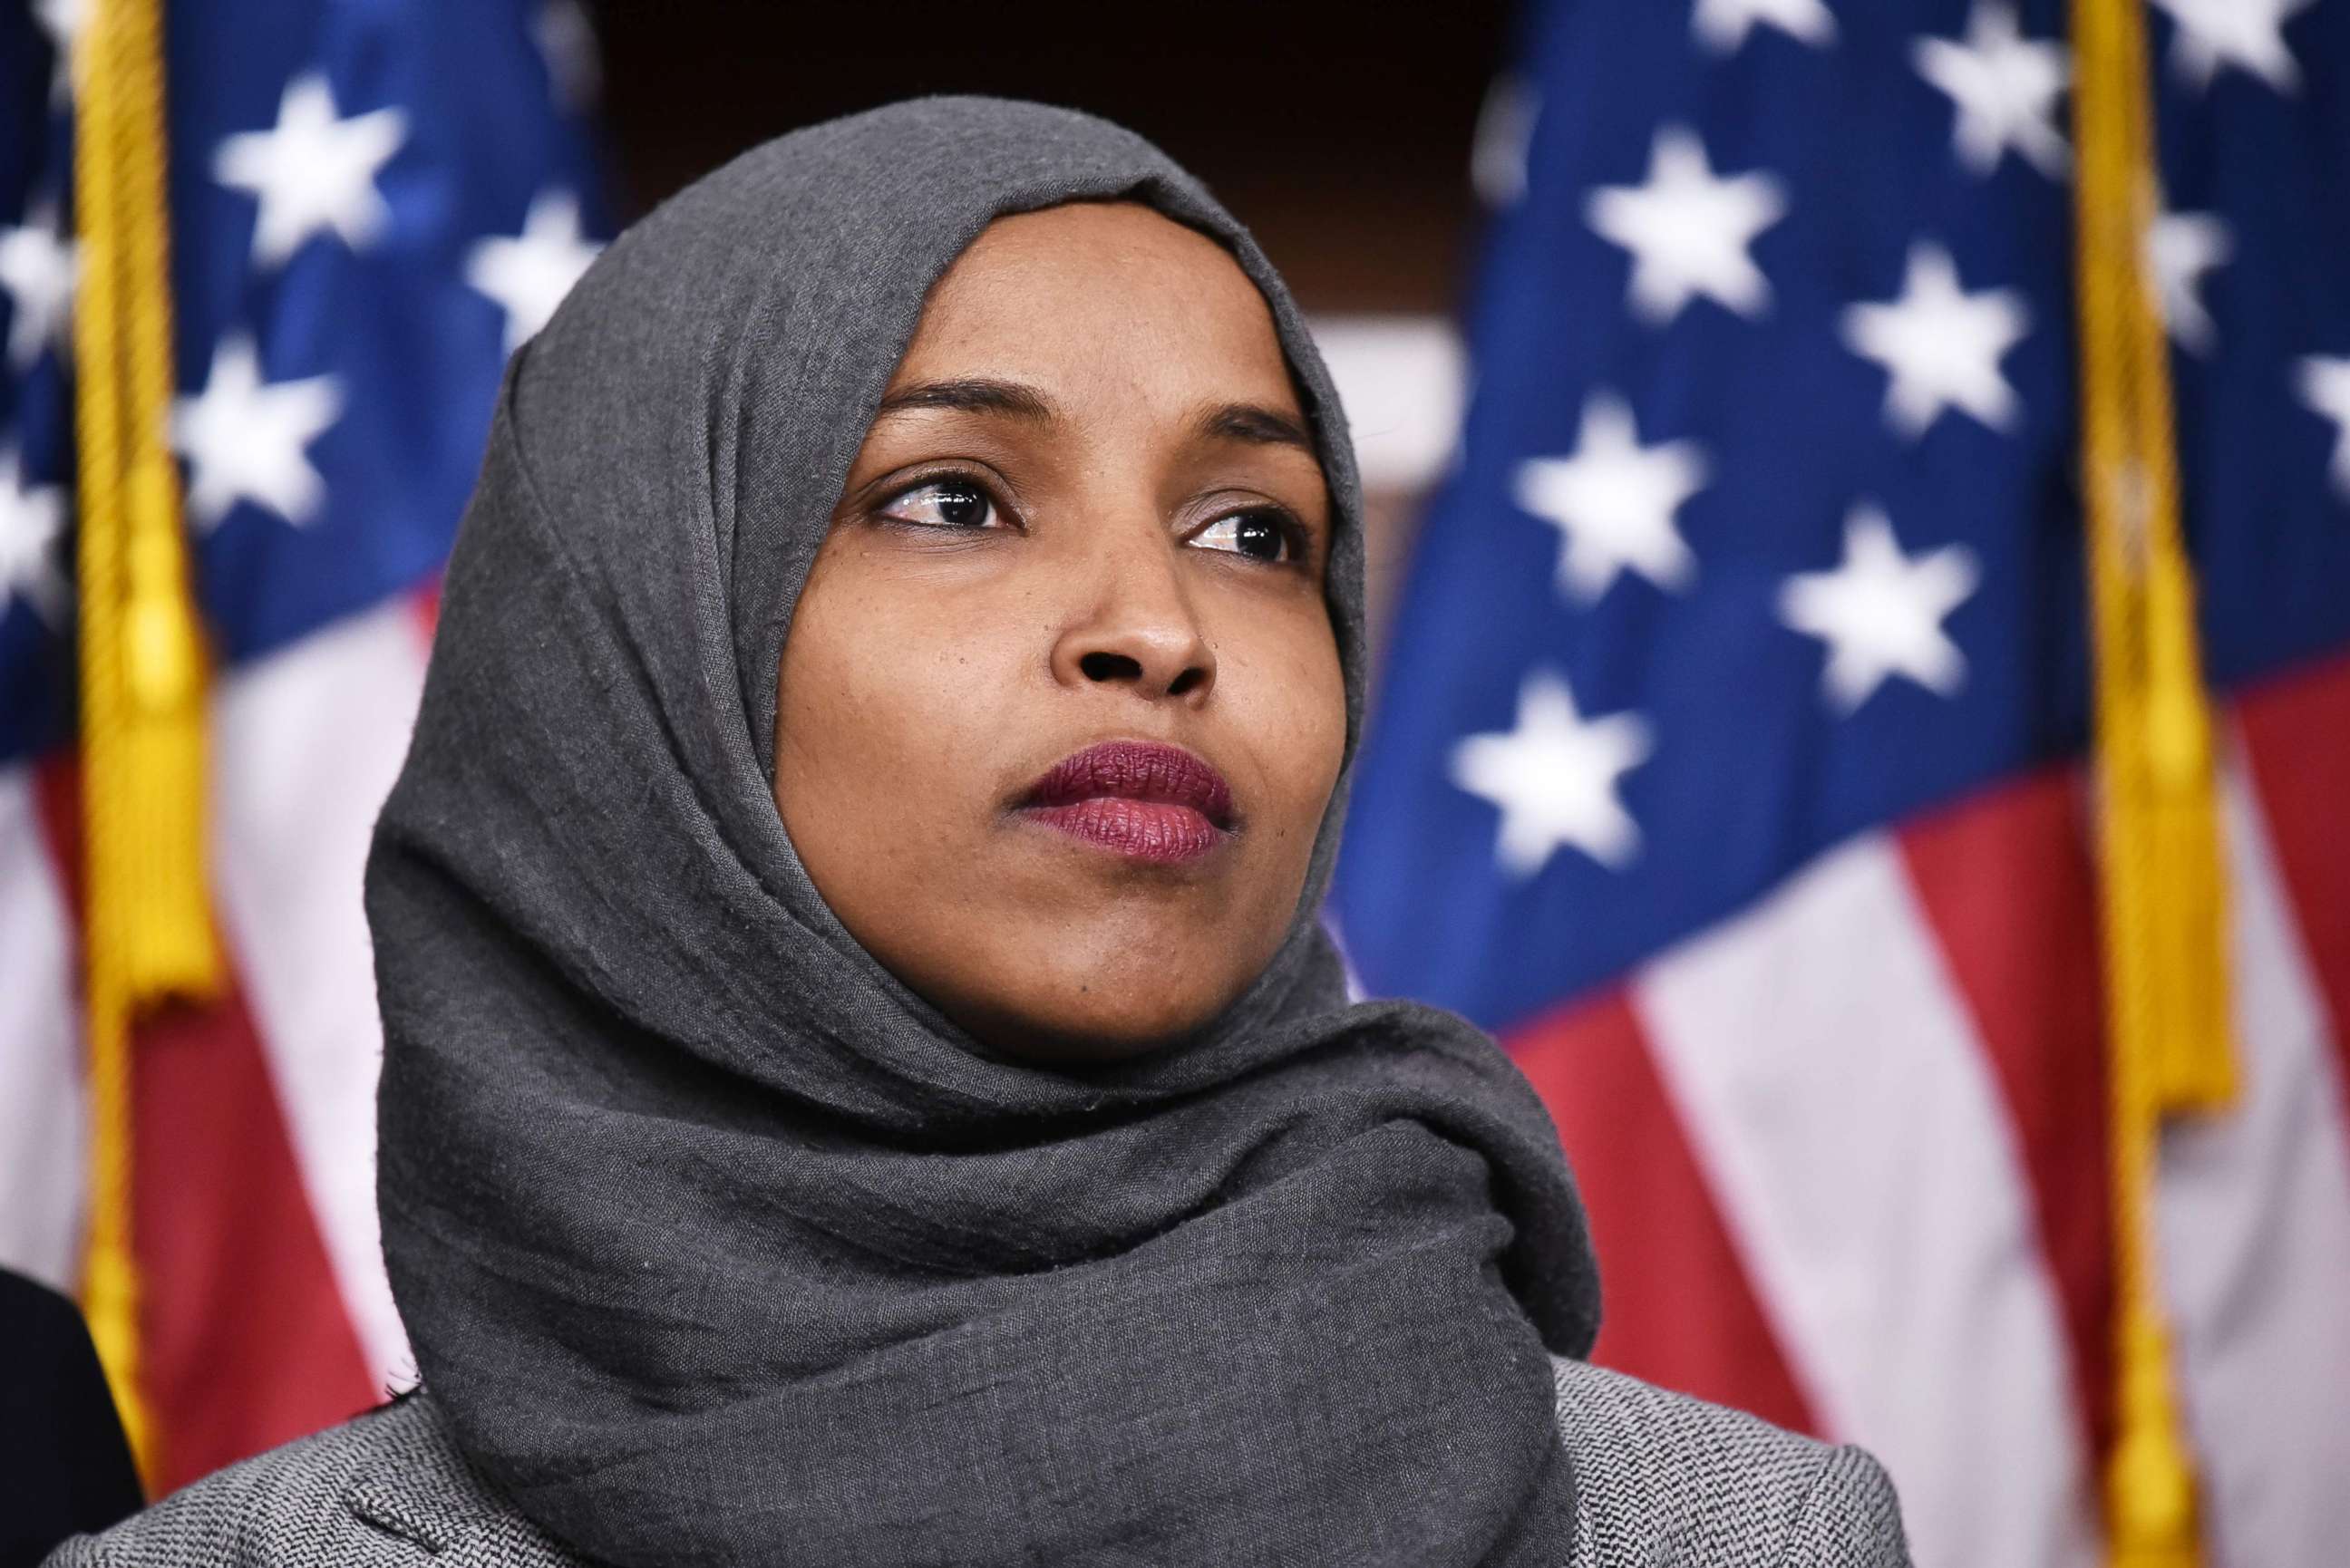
[589,1,1512,315]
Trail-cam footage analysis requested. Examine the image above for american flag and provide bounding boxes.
[0,0,604,1495]
[1333,2,2350,1566]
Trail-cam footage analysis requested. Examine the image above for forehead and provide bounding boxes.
[893,203,1300,408]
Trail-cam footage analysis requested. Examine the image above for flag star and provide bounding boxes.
[0,203,78,371]
[172,334,344,529]
[2296,356,2350,499]
[1912,1,2071,180]
[33,0,86,104]
[2148,210,2231,355]
[532,0,602,111]
[1692,0,1838,54]
[1840,242,2031,439]
[1451,668,1653,876]
[0,443,69,624]
[213,73,408,269]
[1513,392,1709,602]
[1779,504,1979,713]
[2149,0,2313,94]
[467,190,601,355]
[1452,669,1653,877]
[1586,127,1788,326]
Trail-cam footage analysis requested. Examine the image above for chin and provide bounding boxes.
[967,967,1243,1066]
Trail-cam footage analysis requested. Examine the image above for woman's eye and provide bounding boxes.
[878,479,998,530]
[1191,509,1295,564]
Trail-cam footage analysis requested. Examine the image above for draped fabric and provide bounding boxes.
[368,96,1598,1567]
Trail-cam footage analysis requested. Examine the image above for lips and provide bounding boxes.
[1015,740,1236,865]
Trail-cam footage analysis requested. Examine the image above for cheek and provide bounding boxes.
[774,569,1016,878]
[1219,609,1347,861]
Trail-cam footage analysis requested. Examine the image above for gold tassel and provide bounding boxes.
[2070,0,2239,1563]
[70,0,220,1488]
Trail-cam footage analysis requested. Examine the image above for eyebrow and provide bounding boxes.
[1195,402,1316,456]
[870,378,1317,459]
[872,378,1056,421]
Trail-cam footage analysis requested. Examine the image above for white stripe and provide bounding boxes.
[210,599,427,1386]
[0,763,85,1293]
[1633,833,2099,1568]
[2155,757,2350,1568]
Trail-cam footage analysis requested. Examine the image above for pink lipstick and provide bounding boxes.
[1015,740,1236,866]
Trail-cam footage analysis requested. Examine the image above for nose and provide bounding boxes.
[1050,535,1217,703]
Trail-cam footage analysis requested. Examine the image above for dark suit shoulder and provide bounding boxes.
[0,1269,143,1564]
[1549,1357,1911,1567]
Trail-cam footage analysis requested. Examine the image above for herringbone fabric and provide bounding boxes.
[48,1360,1908,1566]
[1549,1360,1911,1568]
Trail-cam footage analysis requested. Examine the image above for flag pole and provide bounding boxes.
[70,0,222,1486]
[2070,0,2239,1563]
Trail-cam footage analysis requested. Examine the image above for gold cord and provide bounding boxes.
[2071,0,2238,1563]
[70,0,221,1487]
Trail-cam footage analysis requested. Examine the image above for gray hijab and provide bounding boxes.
[368,97,1598,1567]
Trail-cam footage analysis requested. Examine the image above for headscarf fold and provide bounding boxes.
[369,95,1598,1567]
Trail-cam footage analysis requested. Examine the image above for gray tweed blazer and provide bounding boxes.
[48,1358,1910,1566]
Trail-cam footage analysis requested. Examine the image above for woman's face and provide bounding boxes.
[772,202,1346,1063]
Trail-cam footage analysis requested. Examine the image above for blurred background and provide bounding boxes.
[5,2,2348,1564]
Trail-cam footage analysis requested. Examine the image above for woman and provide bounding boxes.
[56,98,1909,1566]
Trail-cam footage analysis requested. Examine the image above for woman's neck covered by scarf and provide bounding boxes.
[366,96,1599,1567]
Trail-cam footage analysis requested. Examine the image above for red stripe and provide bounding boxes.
[1896,766,2114,1467]
[1506,988,1820,1435]
[33,756,380,1495]
[2235,650,2350,1131]
[410,578,441,644]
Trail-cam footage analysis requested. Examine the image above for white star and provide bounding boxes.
[2148,210,2232,355]
[0,443,68,624]
[1692,0,1838,54]
[1586,127,1788,326]
[2296,355,2350,499]
[466,189,601,356]
[0,202,77,371]
[1451,668,1654,876]
[1779,504,1980,712]
[33,0,87,104]
[1513,392,1709,601]
[532,0,602,111]
[1912,2,2071,179]
[212,73,407,269]
[1840,242,2031,439]
[171,334,344,529]
[2149,0,2313,94]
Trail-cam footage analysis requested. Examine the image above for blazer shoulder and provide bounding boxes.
[43,1393,571,1568]
[1549,1357,1911,1568]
